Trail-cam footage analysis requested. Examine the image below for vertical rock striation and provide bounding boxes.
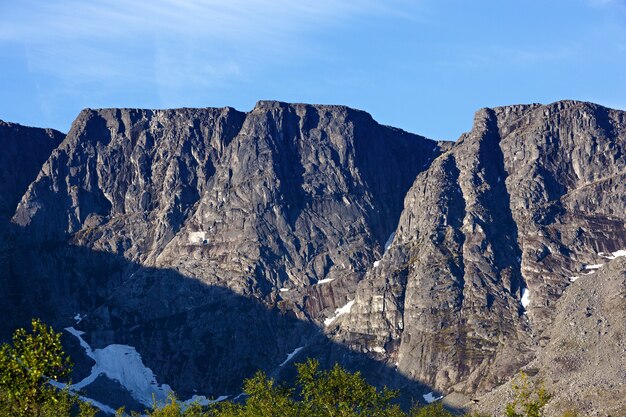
[9,102,443,395]
[2,100,625,415]
[335,100,626,399]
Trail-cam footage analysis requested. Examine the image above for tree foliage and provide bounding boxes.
[131,359,408,417]
[0,319,96,417]
[408,402,455,417]
[504,373,551,417]
[296,359,403,417]
[4,320,583,417]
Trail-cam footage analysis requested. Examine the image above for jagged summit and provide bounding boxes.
[0,100,624,416]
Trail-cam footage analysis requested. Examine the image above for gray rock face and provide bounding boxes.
[9,101,442,396]
[0,120,63,220]
[2,100,625,415]
[474,256,626,417]
[334,101,626,402]
[0,120,63,337]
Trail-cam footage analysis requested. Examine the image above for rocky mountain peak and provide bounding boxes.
[1,100,624,415]
[333,100,626,410]
[0,120,64,220]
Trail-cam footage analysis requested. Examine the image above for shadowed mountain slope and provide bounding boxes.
[1,100,624,415]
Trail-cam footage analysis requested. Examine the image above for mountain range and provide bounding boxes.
[0,100,624,416]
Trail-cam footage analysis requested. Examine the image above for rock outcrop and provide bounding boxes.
[0,120,63,220]
[474,255,626,417]
[334,101,626,407]
[8,102,443,396]
[0,120,63,337]
[1,100,625,415]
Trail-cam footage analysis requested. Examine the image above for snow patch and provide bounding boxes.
[569,276,579,282]
[316,278,334,284]
[521,288,530,309]
[373,261,380,268]
[611,249,626,258]
[65,327,173,408]
[279,346,304,367]
[422,392,443,403]
[189,231,207,244]
[599,249,626,259]
[584,264,603,270]
[279,288,290,292]
[384,232,395,252]
[73,313,85,324]
[324,300,355,326]
[65,327,234,411]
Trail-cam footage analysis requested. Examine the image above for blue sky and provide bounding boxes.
[1,0,625,140]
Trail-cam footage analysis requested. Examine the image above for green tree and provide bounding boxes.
[0,318,96,417]
[296,359,403,417]
[208,371,298,417]
[505,373,551,417]
[207,359,405,417]
[409,402,454,417]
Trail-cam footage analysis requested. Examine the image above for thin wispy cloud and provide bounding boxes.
[0,0,396,45]
[436,44,577,71]
[2,0,625,140]
[1,0,410,108]
[586,0,624,7]
[585,0,626,16]
[0,1,384,76]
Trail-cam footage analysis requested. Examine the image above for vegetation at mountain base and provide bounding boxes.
[124,362,561,417]
[504,373,551,417]
[0,320,579,417]
[0,318,97,417]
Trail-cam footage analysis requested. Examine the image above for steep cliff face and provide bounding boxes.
[0,120,64,220]
[3,101,625,414]
[334,101,626,398]
[13,107,246,251]
[9,102,442,396]
[0,120,63,337]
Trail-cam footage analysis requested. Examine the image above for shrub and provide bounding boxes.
[0,318,96,417]
[505,373,551,417]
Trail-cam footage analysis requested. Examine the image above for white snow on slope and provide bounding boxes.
[47,379,117,415]
[422,392,443,403]
[324,300,355,326]
[65,327,229,411]
[521,288,530,309]
[189,231,207,244]
[373,260,380,268]
[65,327,173,408]
[73,313,85,324]
[279,346,304,367]
[317,278,334,284]
[279,288,290,292]
[572,250,626,282]
[599,249,626,259]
